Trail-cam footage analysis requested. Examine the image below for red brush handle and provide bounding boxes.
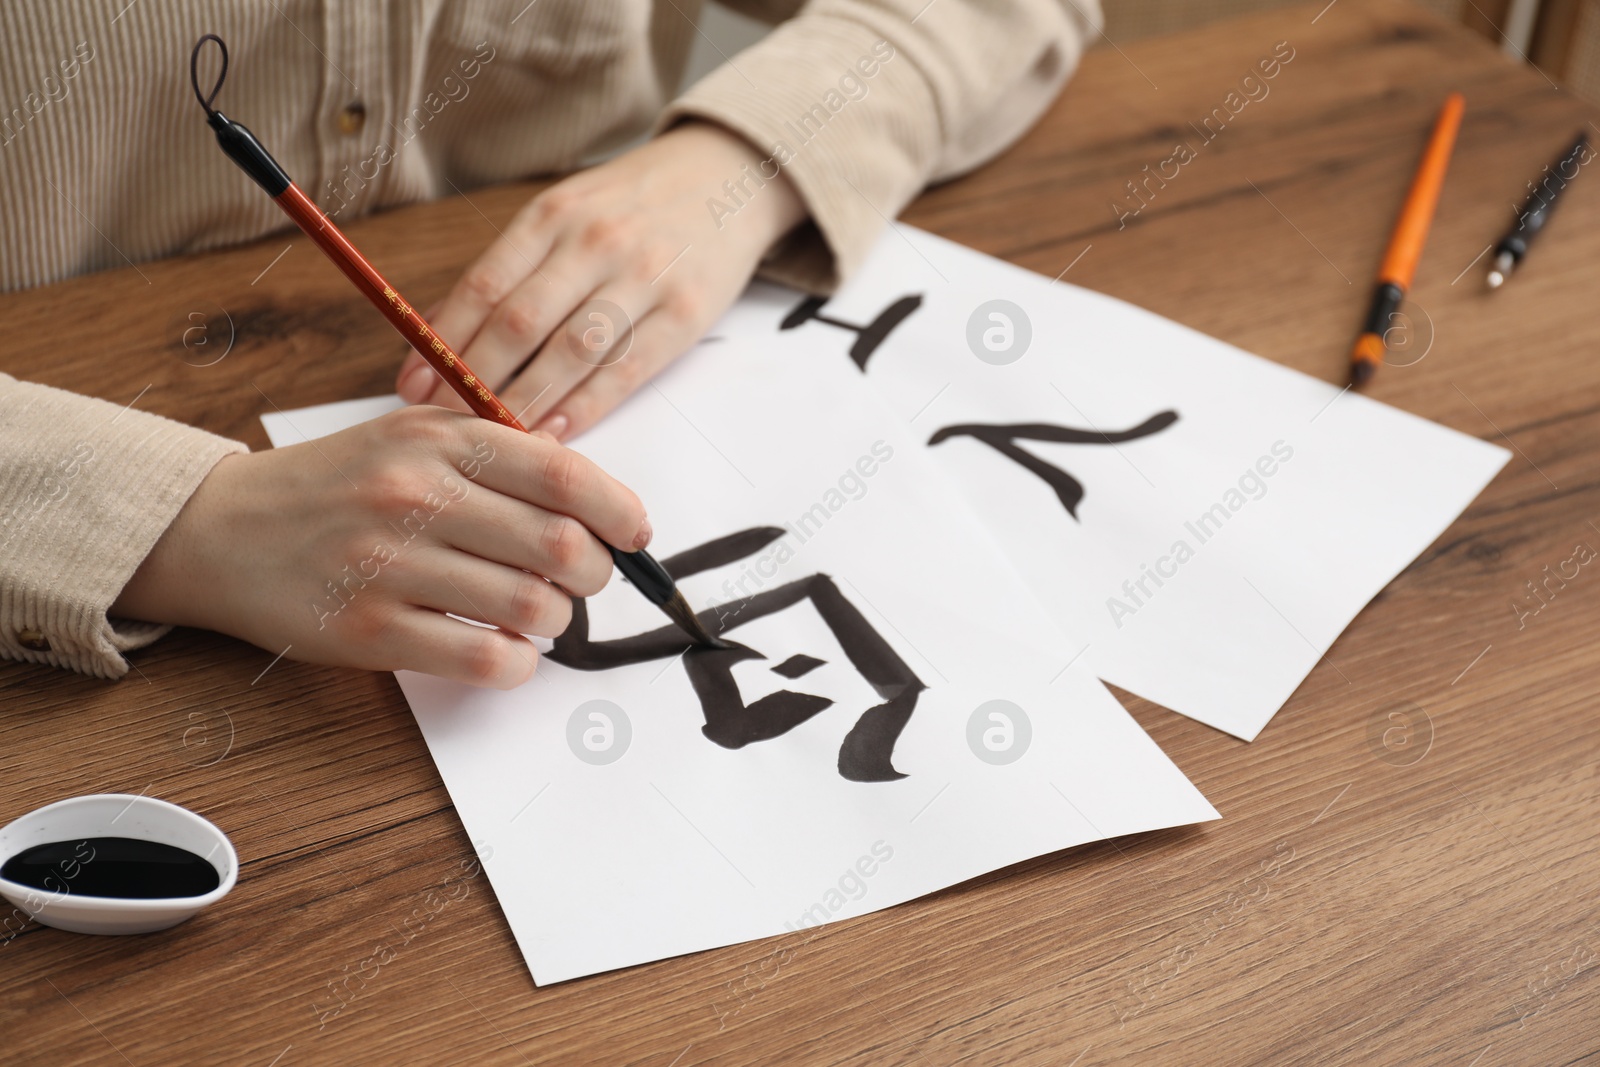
[273,182,526,431]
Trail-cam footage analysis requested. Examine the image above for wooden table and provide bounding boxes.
[5,1,1597,1062]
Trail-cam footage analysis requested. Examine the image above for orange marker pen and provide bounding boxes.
[1349,91,1464,387]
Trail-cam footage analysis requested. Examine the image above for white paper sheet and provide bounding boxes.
[715,228,1509,739]
[262,340,1219,984]
[262,225,1507,980]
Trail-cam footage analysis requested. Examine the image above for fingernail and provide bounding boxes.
[398,362,433,403]
[632,516,653,551]
[538,413,569,440]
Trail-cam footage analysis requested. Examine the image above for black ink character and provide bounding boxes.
[929,412,1179,519]
[547,527,926,783]
[779,293,923,370]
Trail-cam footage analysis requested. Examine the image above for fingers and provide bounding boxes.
[440,224,562,360]
[471,421,651,552]
[505,279,650,433]
[409,204,661,423]
[354,606,540,689]
[404,221,563,409]
[440,235,614,416]
[392,142,747,445]
[399,547,574,637]
[423,198,623,411]
[535,305,703,440]
[359,405,648,560]
[431,484,614,597]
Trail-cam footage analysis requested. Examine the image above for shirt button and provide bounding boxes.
[336,102,367,136]
[17,629,50,652]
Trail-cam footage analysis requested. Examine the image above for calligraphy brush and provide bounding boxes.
[189,34,726,651]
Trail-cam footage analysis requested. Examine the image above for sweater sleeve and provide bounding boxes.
[657,0,1101,293]
[0,374,247,679]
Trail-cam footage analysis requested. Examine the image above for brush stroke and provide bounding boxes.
[548,526,926,782]
[779,293,923,370]
[928,412,1180,518]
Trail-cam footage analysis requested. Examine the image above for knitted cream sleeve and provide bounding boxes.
[0,373,247,679]
[661,0,1101,293]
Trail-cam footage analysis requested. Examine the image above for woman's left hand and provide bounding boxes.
[396,121,806,440]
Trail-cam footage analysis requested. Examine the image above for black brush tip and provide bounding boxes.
[662,591,730,649]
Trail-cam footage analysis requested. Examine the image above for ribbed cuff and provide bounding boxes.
[0,374,248,679]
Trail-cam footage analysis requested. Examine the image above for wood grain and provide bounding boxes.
[3,1,1598,1063]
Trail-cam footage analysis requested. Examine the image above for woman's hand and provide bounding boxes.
[111,405,650,688]
[395,121,806,440]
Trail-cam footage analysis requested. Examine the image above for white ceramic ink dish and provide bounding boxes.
[0,794,237,935]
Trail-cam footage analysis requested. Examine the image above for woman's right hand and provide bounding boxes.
[112,405,650,688]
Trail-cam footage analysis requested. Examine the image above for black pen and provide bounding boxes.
[1487,131,1589,289]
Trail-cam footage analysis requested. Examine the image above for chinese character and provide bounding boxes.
[929,412,1179,519]
[779,293,923,371]
[548,526,925,782]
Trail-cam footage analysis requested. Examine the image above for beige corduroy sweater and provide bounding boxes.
[0,0,1098,679]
